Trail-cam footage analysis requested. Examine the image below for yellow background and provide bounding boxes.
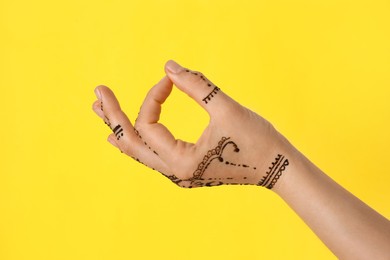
[1,0,389,259]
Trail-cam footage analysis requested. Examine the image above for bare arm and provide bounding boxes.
[274,137,390,259]
[92,60,390,259]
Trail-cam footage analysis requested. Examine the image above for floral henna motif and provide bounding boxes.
[189,137,239,180]
[185,137,257,187]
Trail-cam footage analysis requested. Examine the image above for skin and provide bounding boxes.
[92,60,390,259]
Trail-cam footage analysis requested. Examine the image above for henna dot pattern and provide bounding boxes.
[134,129,159,156]
[131,156,146,166]
[258,154,289,189]
[185,68,216,88]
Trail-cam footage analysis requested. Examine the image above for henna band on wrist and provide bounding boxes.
[258,154,289,189]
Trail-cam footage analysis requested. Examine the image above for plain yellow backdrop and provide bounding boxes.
[1,0,389,259]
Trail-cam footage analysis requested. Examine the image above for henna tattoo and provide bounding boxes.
[101,102,119,140]
[184,68,221,104]
[131,156,160,172]
[186,69,221,104]
[131,156,146,166]
[104,116,111,127]
[112,124,124,140]
[126,134,266,189]
[185,69,215,88]
[191,178,252,188]
[192,180,224,187]
[131,157,182,188]
[166,175,183,186]
[100,101,111,127]
[258,154,289,189]
[186,137,256,188]
[130,136,258,188]
[190,137,239,180]
[134,129,159,155]
[103,115,124,140]
[224,160,256,170]
[202,87,220,104]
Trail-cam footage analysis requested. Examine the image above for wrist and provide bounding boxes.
[258,132,301,194]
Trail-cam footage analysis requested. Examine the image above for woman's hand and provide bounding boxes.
[92,60,390,259]
[92,60,292,189]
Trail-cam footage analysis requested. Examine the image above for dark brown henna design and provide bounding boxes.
[101,101,114,130]
[103,116,123,141]
[192,180,224,187]
[258,154,289,189]
[100,101,111,127]
[132,135,258,189]
[189,137,238,180]
[104,116,111,127]
[224,160,256,170]
[131,156,146,166]
[185,69,216,88]
[134,129,159,156]
[131,156,183,187]
[166,175,183,186]
[202,87,220,104]
[131,156,160,173]
[183,69,220,104]
[186,137,256,187]
[101,102,123,140]
[112,124,124,140]
[190,180,252,188]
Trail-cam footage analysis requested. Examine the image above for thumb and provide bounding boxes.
[164,60,230,115]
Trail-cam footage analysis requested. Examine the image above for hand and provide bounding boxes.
[92,60,292,189]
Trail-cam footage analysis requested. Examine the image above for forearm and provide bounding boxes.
[273,137,390,259]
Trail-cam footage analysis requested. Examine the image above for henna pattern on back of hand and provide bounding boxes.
[101,99,287,189]
[185,137,257,188]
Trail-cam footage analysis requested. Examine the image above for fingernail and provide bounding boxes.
[166,60,182,74]
[94,88,101,99]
